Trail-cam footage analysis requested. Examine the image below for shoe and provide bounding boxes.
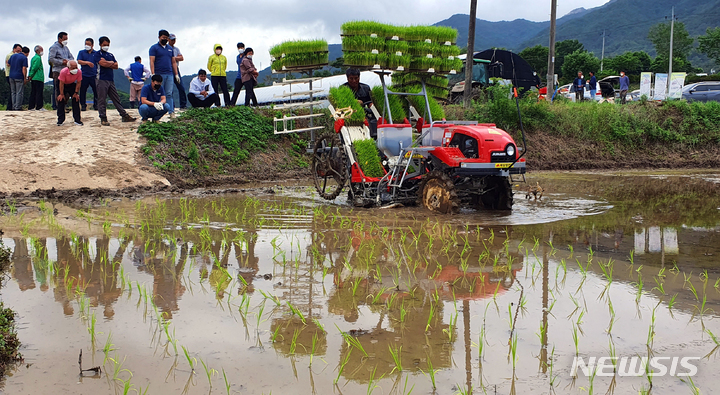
[57,121,63,126]
[169,113,176,119]
[81,106,87,111]
[28,108,35,111]
[74,121,84,126]
[38,108,48,111]
[121,114,137,122]
[101,118,110,126]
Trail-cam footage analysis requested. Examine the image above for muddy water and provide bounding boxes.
[1,170,719,395]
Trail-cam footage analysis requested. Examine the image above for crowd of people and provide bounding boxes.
[4,29,260,125]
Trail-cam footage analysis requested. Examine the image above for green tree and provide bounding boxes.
[606,51,652,75]
[561,50,600,83]
[555,39,584,78]
[650,55,697,73]
[519,45,549,78]
[648,22,694,60]
[698,27,720,67]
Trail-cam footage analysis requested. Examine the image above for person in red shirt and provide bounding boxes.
[57,60,82,126]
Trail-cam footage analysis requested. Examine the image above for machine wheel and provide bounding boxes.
[312,133,347,200]
[418,171,459,214]
[479,176,513,210]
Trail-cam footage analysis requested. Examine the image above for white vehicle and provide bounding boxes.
[563,82,602,102]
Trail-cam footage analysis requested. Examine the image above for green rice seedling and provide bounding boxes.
[668,293,678,310]
[328,86,366,123]
[286,302,306,325]
[199,358,217,390]
[338,326,368,357]
[289,328,301,355]
[341,21,390,37]
[335,348,352,385]
[371,86,407,122]
[443,312,458,342]
[421,357,437,389]
[222,368,231,395]
[647,303,659,348]
[312,318,325,333]
[425,303,436,332]
[680,376,701,395]
[270,325,283,343]
[88,312,98,346]
[367,366,381,395]
[389,345,403,372]
[509,332,518,373]
[434,26,458,43]
[571,323,579,355]
[181,346,196,371]
[103,332,115,364]
[687,281,699,301]
[353,139,384,178]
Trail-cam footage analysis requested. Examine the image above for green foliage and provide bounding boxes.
[698,27,720,66]
[405,86,445,121]
[352,139,385,178]
[555,40,584,78]
[371,86,407,122]
[328,86,366,123]
[648,22,694,60]
[138,106,275,174]
[472,84,720,148]
[519,45,549,78]
[561,50,601,83]
[0,301,21,376]
[604,51,652,75]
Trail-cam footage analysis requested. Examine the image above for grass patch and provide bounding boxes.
[352,139,385,178]
[0,236,21,378]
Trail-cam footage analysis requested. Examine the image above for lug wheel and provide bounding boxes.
[312,133,347,200]
[419,171,459,214]
[479,176,514,210]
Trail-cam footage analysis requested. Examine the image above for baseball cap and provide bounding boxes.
[169,34,176,40]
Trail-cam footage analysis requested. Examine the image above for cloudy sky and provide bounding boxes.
[2,0,608,79]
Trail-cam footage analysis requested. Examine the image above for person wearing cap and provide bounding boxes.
[27,45,45,111]
[149,29,179,114]
[94,36,136,125]
[56,60,82,126]
[229,42,245,106]
[77,38,98,111]
[8,46,30,110]
[124,56,151,108]
[207,44,230,106]
[5,44,22,111]
[169,34,187,109]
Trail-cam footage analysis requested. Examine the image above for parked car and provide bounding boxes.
[682,82,720,102]
[561,82,602,101]
[599,76,620,98]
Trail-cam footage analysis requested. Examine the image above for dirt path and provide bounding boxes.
[0,110,169,196]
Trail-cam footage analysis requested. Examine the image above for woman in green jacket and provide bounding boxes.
[207,44,230,106]
[27,45,45,110]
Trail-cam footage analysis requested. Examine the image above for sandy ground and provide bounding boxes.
[0,109,169,195]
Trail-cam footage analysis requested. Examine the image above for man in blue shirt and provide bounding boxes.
[573,71,585,102]
[149,29,179,115]
[77,38,98,111]
[139,74,171,122]
[8,47,29,110]
[587,71,597,102]
[619,71,630,104]
[94,36,136,126]
[229,42,245,106]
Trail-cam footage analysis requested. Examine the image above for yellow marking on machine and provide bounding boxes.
[495,163,513,168]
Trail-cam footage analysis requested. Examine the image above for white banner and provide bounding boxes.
[654,73,668,101]
[668,72,687,100]
[640,72,652,99]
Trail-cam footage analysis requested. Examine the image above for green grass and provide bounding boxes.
[352,139,385,178]
[328,86,366,123]
[0,302,21,377]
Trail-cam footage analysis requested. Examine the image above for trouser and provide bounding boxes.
[5,77,12,110]
[139,103,171,121]
[57,82,81,124]
[575,90,583,102]
[620,90,628,104]
[79,77,97,110]
[187,93,220,108]
[29,80,44,110]
[174,77,187,108]
[229,79,243,106]
[243,80,257,106]
[211,76,230,106]
[160,74,174,113]
[129,83,143,108]
[589,89,597,102]
[50,70,57,109]
[9,78,24,110]
[96,79,128,119]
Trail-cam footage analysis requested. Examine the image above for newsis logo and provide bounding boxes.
[571,356,700,378]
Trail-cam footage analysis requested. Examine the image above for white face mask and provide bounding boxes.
[70,69,78,75]
[84,45,92,51]
[239,49,244,54]
[215,49,222,55]
[38,51,44,56]
[101,46,110,52]
[246,54,253,59]
[62,40,68,46]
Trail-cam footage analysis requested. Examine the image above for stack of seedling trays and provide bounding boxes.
[270,39,329,73]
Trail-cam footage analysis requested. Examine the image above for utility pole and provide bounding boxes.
[545,0,558,102]
[600,30,606,72]
[464,0,478,108]
[667,6,675,97]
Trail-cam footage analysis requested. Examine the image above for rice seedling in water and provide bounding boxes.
[199,358,218,389]
[334,348,352,385]
[421,356,437,389]
[337,325,368,357]
[572,323,580,355]
[222,368,231,395]
[366,366,381,395]
[289,329,301,355]
[389,345,402,372]
[181,346,196,371]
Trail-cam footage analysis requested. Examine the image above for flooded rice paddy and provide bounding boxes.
[1,170,719,395]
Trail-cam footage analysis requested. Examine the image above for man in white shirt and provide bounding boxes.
[188,69,220,108]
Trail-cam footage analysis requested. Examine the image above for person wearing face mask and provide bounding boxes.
[240,48,259,106]
[5,44,22,111]
[188,69,221,108]
[619,71,630,104]
[94,36,136,126]
[139,75,171,122]
[8,46,30,111]
[149,29,179,115]
[49,32,74,108]
[229,42,245,106]
[56,60,82,126]
[168,34,187,110]
[207,44,230,106]
[27,45,45,111]
[77,38,98,111]
[124,56,151,109]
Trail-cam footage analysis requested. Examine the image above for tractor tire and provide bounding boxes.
[418,171,459,214]
[312,132,347,200]
[479,176,513,210]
